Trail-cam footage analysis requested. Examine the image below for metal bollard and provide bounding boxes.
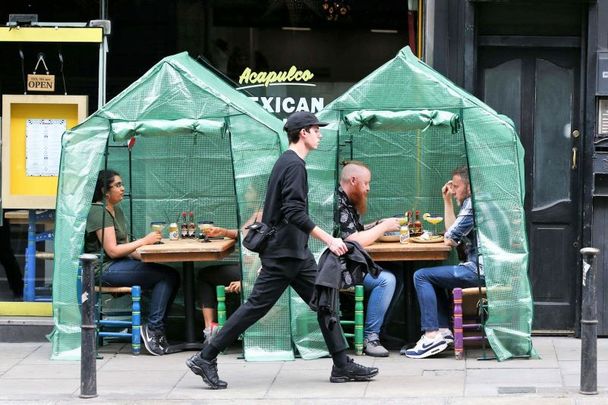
[579,247,599,395]
[79,254,98,399]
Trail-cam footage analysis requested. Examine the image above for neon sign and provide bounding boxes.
[237,66,324,115]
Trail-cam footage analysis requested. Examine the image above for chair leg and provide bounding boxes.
[354,285,364,356]
[453,288,464,360]
[131,286,141,355]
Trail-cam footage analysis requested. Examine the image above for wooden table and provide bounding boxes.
[365,240,451,261]
[365,240,452,347]
[137,238,236,351]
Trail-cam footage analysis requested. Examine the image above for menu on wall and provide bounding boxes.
[25,118,66,176]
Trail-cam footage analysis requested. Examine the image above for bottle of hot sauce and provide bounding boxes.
[188,212,196,238]
[181,212,188,239]
[414,210,423,236]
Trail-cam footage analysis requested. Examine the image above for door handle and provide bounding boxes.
[572,146,577,170]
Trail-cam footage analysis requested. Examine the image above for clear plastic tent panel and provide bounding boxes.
[50,53,311,361]
[315,47,534,361]
[51,47,534,362]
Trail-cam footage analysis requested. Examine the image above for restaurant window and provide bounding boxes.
[177,0,419,118]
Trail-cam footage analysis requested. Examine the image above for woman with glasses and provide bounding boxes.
[84,169,180,356]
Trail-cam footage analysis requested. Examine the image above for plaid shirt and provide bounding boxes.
[444,197,482,275]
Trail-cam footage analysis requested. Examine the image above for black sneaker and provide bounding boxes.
[186,354,228,390]
[140,324,165,356]
[157,334,170,353]
[330,357,379,383]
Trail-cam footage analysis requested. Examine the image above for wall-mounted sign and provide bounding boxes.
[599,98,608,136]
[25,118,65,176]
[237,65,324,117]
[27,74,55,92]
[2,94,88,209]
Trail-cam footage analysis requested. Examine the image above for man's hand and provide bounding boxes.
[442,180,453,200]
[380,217,400,233]
[327,237,348,256]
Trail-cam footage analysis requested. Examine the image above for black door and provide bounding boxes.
[478,47,581,332]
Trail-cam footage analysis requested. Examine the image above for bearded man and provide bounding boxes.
[336,161,400,357]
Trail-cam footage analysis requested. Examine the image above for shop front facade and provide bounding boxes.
[1,0,606,337]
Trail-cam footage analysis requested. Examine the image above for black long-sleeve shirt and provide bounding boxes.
[261,149,316,259]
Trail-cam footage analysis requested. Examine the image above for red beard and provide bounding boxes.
[350,186,368,215]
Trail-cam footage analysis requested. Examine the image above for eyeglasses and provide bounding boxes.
[110,182,124,189]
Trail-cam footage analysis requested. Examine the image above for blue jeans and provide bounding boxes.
[413,264,484,332]
[363,268,396,338]
[102,259,180,332]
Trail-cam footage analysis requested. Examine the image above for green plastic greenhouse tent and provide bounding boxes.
[49,52,329,361]
[310,47,535,361]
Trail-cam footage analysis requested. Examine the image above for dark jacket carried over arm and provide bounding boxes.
[310,241,380,329]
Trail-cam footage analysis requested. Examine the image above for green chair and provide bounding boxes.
[215,285,364,355]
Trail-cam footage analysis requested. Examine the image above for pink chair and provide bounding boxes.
[452,287,487,360]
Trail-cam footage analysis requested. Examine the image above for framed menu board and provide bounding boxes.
[1,94,88,208]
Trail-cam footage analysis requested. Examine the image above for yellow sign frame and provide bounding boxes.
[0,27,103,43]
[2,94,88,209]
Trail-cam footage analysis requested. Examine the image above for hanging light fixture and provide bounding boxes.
[322,0,351,21]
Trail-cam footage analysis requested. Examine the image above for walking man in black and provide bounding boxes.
[186,111,379,389]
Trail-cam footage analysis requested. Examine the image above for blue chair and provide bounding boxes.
[77,265,142,355]
[96,285,142,355]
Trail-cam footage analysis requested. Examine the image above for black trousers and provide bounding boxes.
[0,221,23,297]
[197,263,240,308]
[209,254,348,354]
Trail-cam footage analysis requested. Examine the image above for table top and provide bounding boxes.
[364,240,451,262]
[137,238,236,263]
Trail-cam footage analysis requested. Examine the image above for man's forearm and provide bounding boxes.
[443,199,456,230]
[345,227,384,247]
[310,226,334,247]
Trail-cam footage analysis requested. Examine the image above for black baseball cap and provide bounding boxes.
[283,111,328,132]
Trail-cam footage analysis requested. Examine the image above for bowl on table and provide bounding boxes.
[378,231,400,243]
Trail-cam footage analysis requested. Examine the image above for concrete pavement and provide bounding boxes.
[0,337,607,403]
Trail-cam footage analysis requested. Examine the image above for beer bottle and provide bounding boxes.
[181,212,188,239]
[188,211,196,238]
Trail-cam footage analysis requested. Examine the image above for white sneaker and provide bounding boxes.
[439,328,454,345]
[405,334,449,359]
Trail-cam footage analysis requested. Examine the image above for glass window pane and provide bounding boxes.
[533,59,573,209]
[483,59,522,134]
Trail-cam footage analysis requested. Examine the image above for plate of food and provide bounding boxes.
[378,231,400,243]
[410,235,444,243]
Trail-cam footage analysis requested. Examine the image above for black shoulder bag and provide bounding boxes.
[242,208,286,253]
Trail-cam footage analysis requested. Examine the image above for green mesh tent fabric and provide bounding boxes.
[312,47,535,361]
[49,52,328,361]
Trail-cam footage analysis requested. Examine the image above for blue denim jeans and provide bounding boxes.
[413,264,484,332]
[363,268,396,338]
[101,259,180,332]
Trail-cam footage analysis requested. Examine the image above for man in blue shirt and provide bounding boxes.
[405,166,484,359]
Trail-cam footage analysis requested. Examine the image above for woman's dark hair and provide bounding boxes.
[92,169,120,202]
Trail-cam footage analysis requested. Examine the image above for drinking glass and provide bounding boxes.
[150,221,166,244]
[425,216,444,235]
[198,221,214,242]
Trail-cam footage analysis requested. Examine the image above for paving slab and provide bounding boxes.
[0,337,606,403]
